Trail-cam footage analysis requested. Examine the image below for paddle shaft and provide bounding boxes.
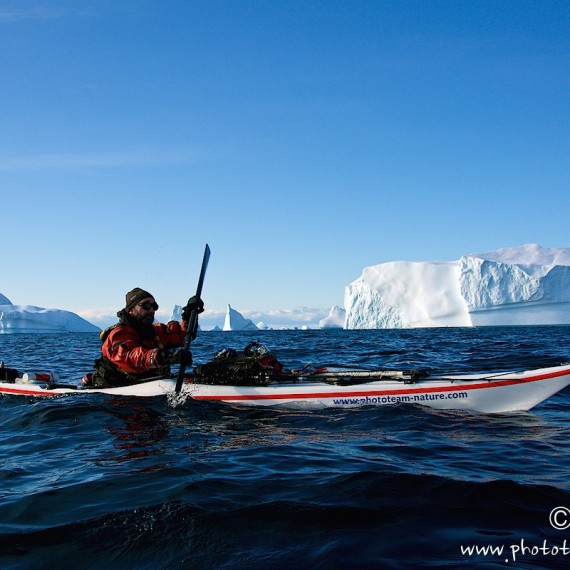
[175,244,211,393]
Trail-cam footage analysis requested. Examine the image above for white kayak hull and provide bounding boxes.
[183,364,570,414]
[1,364,570,413]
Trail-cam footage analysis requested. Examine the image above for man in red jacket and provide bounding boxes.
[84,287,204,387]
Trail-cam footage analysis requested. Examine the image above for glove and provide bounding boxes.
[159,347,188,366]
[182,295,204,322]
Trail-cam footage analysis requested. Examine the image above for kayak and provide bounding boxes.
[1,363,570,413]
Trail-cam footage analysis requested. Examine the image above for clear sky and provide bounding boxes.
[2,0,569,329]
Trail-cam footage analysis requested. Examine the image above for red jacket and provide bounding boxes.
[102,320,186,375]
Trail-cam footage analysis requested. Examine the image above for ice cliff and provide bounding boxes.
[0,295,100,334]
[344,244,570,329]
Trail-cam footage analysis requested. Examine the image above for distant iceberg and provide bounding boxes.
[0,295,100,334]
[170,304,183,322]
[170,304,205,332]
[345,244,570,329]
[319,305,346,329]
[223,305,259,331]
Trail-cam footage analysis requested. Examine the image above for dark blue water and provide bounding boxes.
[1,327,570,569]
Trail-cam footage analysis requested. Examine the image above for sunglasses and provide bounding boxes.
[139,301,159,311]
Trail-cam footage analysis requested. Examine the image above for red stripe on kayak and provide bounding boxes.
[0,386,58,396]
[190,367,570,401]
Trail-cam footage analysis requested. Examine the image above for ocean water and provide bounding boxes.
[1,327,570,569]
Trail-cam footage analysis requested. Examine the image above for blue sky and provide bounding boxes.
[2,0,569,329]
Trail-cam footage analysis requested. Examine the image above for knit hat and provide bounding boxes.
[125,288,154,311]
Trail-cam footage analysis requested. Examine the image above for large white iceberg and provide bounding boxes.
[344,244,570,329]
[223,305,259,331]
[0,295,101,333]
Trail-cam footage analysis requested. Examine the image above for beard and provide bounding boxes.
[117,309,156,339]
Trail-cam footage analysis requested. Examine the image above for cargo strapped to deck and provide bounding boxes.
[308,368,429,385]
[192,342,283,386]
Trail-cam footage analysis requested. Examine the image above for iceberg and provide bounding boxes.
[345,244,570,329]
[170,304,183,322]
[0,296,101,334]
[170,304,204,332]
[319,305,347,329]
[223,305,259,331]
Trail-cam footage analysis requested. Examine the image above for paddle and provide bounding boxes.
[175,244,211,393]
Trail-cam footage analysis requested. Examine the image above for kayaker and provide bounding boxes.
[83,287,204,388]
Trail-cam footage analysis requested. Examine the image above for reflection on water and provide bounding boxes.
[95,400,171,470]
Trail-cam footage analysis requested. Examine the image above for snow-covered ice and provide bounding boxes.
[4,244,568,332]
[345,244,570,329]
[0,296,100,334]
